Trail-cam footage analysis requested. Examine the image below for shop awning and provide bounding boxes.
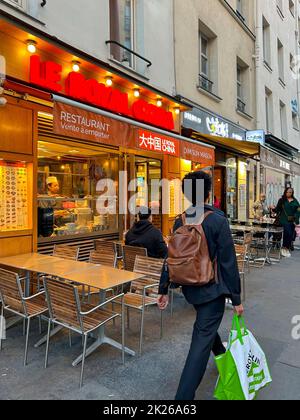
[187,130,261,157]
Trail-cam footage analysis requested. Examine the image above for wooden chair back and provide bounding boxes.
[89,250,116,268]
[235,244,247,274]
[132,256,164,296]
[244,232,253,246]
[123,245,148,272]
[94,239,115,254]
[0,268,26,314]
[43,277,82,330]
[53,245,80,261]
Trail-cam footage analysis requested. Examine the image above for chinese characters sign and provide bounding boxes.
[137,130,180,157]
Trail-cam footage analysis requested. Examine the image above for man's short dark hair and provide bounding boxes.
[138,206,152,221]
[182,171,212,206]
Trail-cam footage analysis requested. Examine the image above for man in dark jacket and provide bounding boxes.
[125,207,168,259]
[158,171,244,401]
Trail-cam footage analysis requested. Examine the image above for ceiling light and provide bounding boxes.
[105,76,113,87]
[26,40,37,54]
[133,88,140,98]
[156,99,163,107]
[174,107,180,115]
[72,61,80,72]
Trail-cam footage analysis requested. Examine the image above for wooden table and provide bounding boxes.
[0,253,144,362]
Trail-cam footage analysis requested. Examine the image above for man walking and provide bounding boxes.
[158,171,244,400]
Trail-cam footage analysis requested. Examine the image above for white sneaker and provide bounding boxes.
[286,251,292,258]
[281,249,287,257]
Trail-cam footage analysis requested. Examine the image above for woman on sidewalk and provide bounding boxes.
[274,188,300,258]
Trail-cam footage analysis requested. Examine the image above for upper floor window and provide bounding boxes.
[236,0,245,21]
[289,0,295,16]
[2,0,27,10]
[263,16,271,68]
[109,0,135,68]
[277,39,284,83]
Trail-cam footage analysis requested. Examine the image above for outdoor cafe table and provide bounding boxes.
[230,225,284,265]
[0,253,144,362]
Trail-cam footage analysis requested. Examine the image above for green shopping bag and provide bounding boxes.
[214,315,272,401]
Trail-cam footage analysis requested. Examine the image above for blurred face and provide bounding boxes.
[260,194,266,202]
[286,189,294,199]
[48,182,60,195]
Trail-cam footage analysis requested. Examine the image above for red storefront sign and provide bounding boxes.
[29,55,175,131]
[137,129,180,157]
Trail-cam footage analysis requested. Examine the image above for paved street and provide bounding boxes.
[1,252,300,401]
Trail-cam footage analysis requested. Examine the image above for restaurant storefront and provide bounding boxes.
[0,19,215,258]
[182,108,260,221]
[260,146,300,208]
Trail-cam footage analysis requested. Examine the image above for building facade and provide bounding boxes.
[0,0,217,257]
[255,0,300,205]
[174,0,258,220]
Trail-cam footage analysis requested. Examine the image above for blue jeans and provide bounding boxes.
[283,223,296,249]
[175,295,226,400]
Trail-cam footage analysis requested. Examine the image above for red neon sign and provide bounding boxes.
[29,55,175,131]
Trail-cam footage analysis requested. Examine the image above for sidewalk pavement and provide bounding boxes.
[1,252,300,400]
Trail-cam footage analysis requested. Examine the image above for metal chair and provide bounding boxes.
[43,277,125,388]
[123,245,148,272]
[234,244,247,302]
[0,268,48,366]
[115,255,164,355]
[53,245,80,261]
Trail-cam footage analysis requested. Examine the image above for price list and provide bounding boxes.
[0,161,29,231]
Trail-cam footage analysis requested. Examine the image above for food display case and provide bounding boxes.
[0,161,30,232]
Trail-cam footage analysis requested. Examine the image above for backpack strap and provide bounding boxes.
[182,210,214,226]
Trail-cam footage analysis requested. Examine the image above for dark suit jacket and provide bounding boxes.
[159,205,241,306]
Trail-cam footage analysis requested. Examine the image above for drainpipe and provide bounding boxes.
[254,0,262,197]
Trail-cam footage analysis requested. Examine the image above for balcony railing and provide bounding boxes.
[199,74,214,93]
[237,98,246,113]
[106,40,152,70]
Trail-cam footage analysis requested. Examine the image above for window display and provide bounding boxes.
[0,161,29,232]
[37,141,119,239]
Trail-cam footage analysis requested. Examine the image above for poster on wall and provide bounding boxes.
[265,169,285,208]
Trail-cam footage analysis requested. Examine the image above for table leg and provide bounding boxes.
[6,316,22,330]
[34,325,63,348]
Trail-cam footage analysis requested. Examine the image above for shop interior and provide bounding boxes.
[37,140,119,239]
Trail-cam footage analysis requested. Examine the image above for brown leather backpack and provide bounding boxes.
[167,211,217,287]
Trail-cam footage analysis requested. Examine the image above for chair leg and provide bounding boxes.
[139,308,145,356]
[242,273,246,302]
[121,301,125,365]
[160,309,163,340]
[38,316,42,335]
[69,330,72,348]
[80,334,88,389]
[24,317,31,367]
[170,289,174,317]
[45,319,51,369]
[23,318,26,336]
[127,307,130,330]
[0,305,4,351]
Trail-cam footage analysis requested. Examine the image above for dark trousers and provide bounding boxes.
[175,295,226,401]
[283,223,296,249]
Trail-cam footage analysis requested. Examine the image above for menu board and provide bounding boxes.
[0,161,29,231]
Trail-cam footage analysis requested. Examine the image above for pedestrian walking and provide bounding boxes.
[273,188,300,258]
[157,171,243,401]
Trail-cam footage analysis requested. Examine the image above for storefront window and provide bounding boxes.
[37,141,119,239]
[226,157,237,220]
